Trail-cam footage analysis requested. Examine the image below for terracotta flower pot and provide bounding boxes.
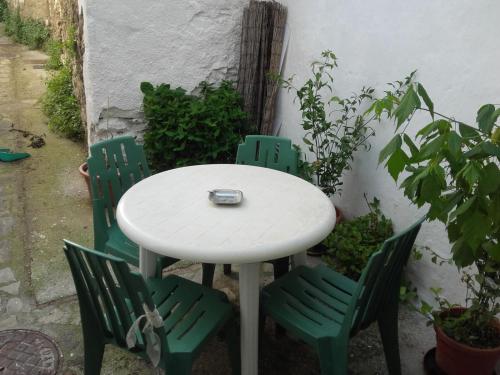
[78,162,91,200]
[335,206,343,224]
[434,307,500,375]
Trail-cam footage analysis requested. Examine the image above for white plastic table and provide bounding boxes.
[116,164,336,375]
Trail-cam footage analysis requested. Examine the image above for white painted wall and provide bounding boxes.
[80,0,247,144]
[274,0,500,303]
[79,0,498,303]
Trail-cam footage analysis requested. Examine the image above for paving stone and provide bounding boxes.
[6,298,22,314]
[37,308,66,325]
[0,281,20,295]
[0,268,15,285]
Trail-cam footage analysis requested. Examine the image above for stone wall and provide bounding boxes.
[79,0,247,144]
[6,0,87,142]
[8,0,49,22]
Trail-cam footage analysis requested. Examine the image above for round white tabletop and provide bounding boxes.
[116,164,336,264]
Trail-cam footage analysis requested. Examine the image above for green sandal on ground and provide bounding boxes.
[0,150,31,162]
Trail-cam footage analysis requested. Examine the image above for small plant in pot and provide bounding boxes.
[278,50,378,255]
[322,197,394,280]
[370,73,500,375]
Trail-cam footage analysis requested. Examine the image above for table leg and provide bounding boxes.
[292,251,307,268]
[239,262,261,375]
[139,246,158,278]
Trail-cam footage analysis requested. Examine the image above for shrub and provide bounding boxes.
[141,81,252,172]
[4,7,49,49]
[0,0,8,22]
[322,198,394,280]
[42,66,82,140]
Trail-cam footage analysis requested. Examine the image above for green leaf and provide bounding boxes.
[417,83,434,118]
[476,104,496,134]
[403,134,419,157]
[478,163,500,194]
[458,161,482,188]
[387,148,409,181]
[418,173,443,204]
[449,197,476,220]
[140,81,155,95]
[484,242,500,262]
[416,120,449,138]
[417,135,445,160]
[481,141,500,158]
[462,211,490,251]
[451,239,475,267]
[394,86,421,128]
[459,123,480,139]
[379,134,402,164]
[447,131,462,157]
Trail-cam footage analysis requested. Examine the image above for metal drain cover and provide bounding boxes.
[0,330,62,374]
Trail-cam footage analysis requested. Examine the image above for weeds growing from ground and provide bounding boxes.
[2,5,49,49]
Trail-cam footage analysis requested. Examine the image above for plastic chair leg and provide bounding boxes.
[83,333,105,375]
[202,263,216,288]
[223,264,232,275]
[226,318,241,375]
[165,356,192,375]
[318,338,348,375]
[272,257,290,280]
[377,302,402,375]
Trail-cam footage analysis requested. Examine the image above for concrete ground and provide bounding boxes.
[0,25,436,374]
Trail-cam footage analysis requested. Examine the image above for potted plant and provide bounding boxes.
[278,50,378,254]
[370,72,500,375]
[322,197,394,280]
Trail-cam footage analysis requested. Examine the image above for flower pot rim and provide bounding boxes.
[434,307,500,353]
[79,161,89,175]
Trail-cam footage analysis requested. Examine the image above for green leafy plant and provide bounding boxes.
[41,28,82,140]
[42,66,82,140]
[370,73,500,348]
[322,198,394,280]
[4,7,49,49]
[44,39,64,70]
[0,0,8,22]
[141,81,252,172]
[278,50,377,196]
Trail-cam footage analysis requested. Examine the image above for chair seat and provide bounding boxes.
[262,265,358,343]
[147,275,234,355]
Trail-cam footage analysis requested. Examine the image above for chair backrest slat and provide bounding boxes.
[87,137,151,250]
[64,241,167,352]
[346,218,424,332]
[236,135,299,176]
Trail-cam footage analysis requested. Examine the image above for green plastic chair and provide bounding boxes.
[87,136,215,285]
[261,218,424,375]
[63,240,240,375]
[224,135,300,279]
[236,135,299,175]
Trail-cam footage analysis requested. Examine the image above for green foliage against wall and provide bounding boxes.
[3,6,49,49]
[42,66,82,140]
[42,29,83,140]
[141,81,253,172]
[0,0,8,22]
